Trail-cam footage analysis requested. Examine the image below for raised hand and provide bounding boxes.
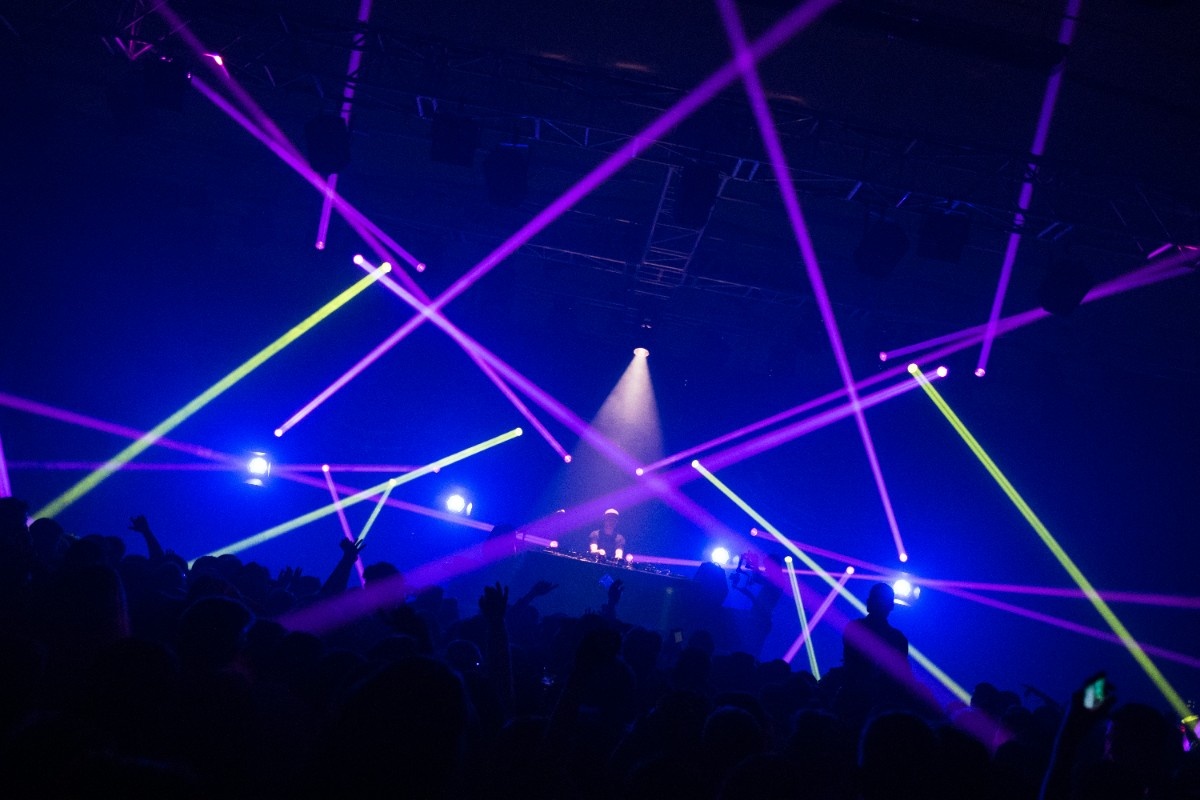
[479,581,510,625]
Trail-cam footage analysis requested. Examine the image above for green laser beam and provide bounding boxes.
[35,264,393,519]
[357,480,396,542]
[197,427,523,560]
[907,363,1189,718]
[692,459,971,702]
[785,557,821,679]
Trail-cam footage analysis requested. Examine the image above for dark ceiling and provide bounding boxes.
[1,0,1198,704]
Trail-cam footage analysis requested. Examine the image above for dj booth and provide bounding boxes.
[492,548,772,655]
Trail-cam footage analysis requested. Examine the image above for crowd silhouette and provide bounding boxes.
[0,495,1194,798]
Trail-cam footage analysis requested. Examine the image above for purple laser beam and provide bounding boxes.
[976,0,1083,376]
[719,0,906,560]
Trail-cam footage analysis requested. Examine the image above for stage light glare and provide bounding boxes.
[711,547,731,566]
[691,459,701,468]
[321,464,330,473]
[899,552,909,563]
[563,454,572,463]
[273,428,284,438]
[907,363,920,375]
[615,548,624,560]
[894,578,914,598]
[380,262,392,273]
[635,467,644,476]
[352,254,365,265]
[416,262,426,272]
[974,367,986,377]
[784,555,793,564]
[247,455,270,476]
[879,352,888,362]
[387,478,396,486]
[446,494,467,513]
[936,366,949,378]
[750,527,758,536]
[549,540,558,549]
[845,566,855,574]
[633,347,650,358]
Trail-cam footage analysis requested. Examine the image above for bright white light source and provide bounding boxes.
[247,456,270,476]
[893,578,913,598]
[446,494,467,513]
[633,347,649,358]
[711,547,730,566]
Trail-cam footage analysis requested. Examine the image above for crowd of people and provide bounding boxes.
[0,494,1195,799]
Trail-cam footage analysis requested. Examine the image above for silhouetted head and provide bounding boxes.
[867,583,895,617]
[603,508,619,533]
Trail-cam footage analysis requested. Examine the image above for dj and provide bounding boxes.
[588,508,627,560]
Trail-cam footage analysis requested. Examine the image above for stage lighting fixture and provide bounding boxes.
[936,366,949,378]
[246,452,271,486]
[711,546,731,566]
[974,368,986,378]
[1039,258,1095,316]
[549,540,559,549]
[854,219,909,278]
[304,113,352,176]
[633,347,650,358]
[635,467,645,476]
[446,493,468,514]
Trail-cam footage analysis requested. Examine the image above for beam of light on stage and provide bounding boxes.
[884,256,1194,364]
[182,0,837,457]
[313,0,375,249]
[198,427,522,560]
[0,392,483,530]
[976,0,1082,377]
[718,0,905,562]
[323,465,365,586]
[278,258,567,461]
[565,349,664,499]
[357,479,395,543]
[0,430,10,497]
[784,567,852,664]
[691,459,972,704]
[0,392,234,465]
[930,584,1200,670]
[34,263,391,520]
[784,556,821,678]
[907,364,1191,717]
[915,577,1200,610]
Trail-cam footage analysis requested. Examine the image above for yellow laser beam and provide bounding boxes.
[692,459,972,703]
[785,556,821,679]
[358,479,396,542]
[35,264,393,519]
[907,363,1189,718]
[197,427,522,560]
